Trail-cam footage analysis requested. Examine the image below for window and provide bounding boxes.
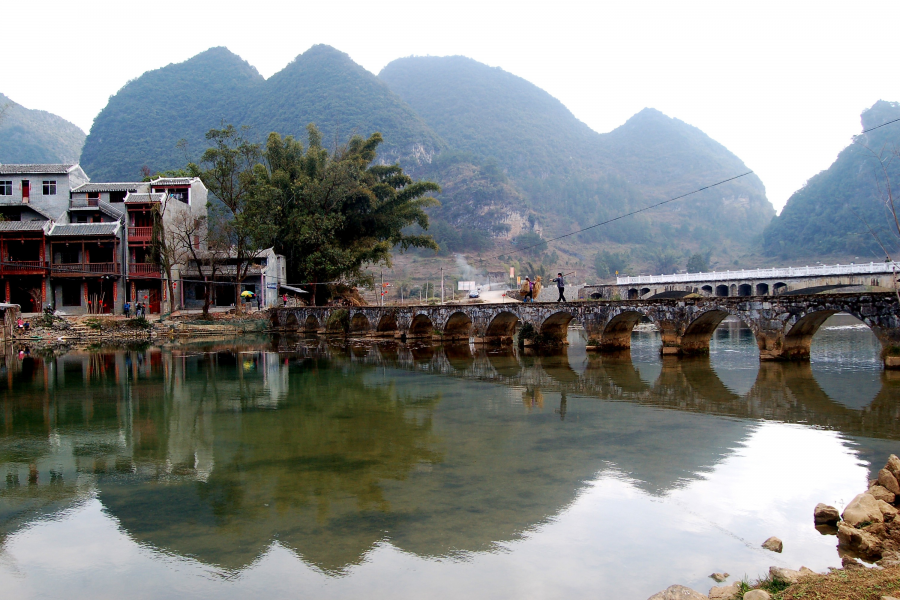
[61,282,82,306]
[42,180,57,195]
[0,181,11,195]
[109,191,126,203]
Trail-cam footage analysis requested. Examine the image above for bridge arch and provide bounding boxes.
[756,283,769,296]
[443,311,473,340]
[773,282,787,295]
[283,312,300,331]
[627,288,639,300]
[715,285,729,297]
[540,311,578,343]
[350,313,371,334]
[303,314,320,332]
[738,284,752,297]
[408,313,434,338]
[485,311,520,340]
[599,309,648,350]
[640,287,651,297]
[376,312,399,335]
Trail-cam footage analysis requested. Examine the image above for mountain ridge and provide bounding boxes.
[0,93,86,164]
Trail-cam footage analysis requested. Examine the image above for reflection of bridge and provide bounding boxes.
[283,339,900,440]
[271,292,900,368]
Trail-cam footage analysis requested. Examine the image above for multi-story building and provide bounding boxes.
[0,164,210,315]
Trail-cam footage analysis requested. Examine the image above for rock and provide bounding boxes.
[842,493,884,527]
[769,566,803,584]
[841,555,867,570]
[879,469,900,495]
[761,536,783,552]
[881,596,900,600]
[814,503,841,525]
[878,550,900,567]
[878,499,898,521]
[887,454,900,479]
[708,573,729,583]
[646,584,709,600]
[708,583,740,600]
[743,591,770,600]
[799,566,816,576]
[870,484,897,504]
[837,521,884,560]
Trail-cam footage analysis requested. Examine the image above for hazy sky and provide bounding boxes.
[4,0,900,212]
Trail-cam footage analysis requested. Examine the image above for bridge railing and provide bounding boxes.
[615,261,899,286]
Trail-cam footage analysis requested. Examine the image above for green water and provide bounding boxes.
[0,316,897,599]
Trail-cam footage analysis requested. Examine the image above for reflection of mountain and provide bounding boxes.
[1,338,897,575]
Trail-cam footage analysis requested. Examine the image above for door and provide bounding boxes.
[21,180,30,203]
[148,287,160,314]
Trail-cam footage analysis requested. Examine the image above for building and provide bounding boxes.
[0,164,210,315]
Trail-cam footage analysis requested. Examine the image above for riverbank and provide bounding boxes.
[10,310,270,348]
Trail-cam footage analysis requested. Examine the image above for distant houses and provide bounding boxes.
[0,164,285,315]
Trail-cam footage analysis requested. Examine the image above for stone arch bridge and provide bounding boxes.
[270,292,900,367]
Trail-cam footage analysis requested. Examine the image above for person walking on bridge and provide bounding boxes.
[552,273,566,302]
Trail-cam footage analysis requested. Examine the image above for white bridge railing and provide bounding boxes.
[616,261,899,285]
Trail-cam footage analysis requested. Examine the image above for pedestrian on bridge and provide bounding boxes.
[552,272,566,302]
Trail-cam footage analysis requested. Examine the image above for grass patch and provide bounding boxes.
[125,317,152,330]
[779,564,900,600]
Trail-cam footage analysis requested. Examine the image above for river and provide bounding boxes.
[0,315,897,599]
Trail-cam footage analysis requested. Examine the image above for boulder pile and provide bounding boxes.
[825,454,900,564]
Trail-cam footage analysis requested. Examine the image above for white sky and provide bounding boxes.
[4,0,900,212]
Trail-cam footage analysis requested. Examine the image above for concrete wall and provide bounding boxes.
[0,167,87,219]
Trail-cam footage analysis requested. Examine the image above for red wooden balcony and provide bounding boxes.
[130,263,160,277]
[128,227,152,242]
[0,260,46,273]
[51,263,120,275]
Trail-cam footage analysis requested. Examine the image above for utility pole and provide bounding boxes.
[380,270,383,307]
[441,267,444,305]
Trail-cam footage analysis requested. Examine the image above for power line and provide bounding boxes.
[860,117,900,135]
[492,171,755,261]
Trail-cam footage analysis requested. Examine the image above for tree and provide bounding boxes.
[651,248,681,275]
[252,126,440,305]
[686,252,711,273]
[168,209,228,318]
[593,250,630,279]
[193,125,276,313]
[512,231,547,256]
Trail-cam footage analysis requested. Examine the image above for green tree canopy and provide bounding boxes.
[252,125,440,304]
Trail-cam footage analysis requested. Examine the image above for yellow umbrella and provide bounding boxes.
[240,290,255,298]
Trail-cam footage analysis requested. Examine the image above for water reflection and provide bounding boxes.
[0,322,898,596]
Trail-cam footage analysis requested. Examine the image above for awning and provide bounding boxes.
[280,284,309,294]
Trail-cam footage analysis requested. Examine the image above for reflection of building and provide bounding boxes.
[0,164,208,314]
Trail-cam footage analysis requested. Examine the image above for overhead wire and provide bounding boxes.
[488,170,755,261]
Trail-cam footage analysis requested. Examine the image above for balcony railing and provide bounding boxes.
[615,261,900,285]
[70,198,100,208]
[130,263,160,276]
[0,260,46,272]
[51,263,120,275]
[128,227,152,241]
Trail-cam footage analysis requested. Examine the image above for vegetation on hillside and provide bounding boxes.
[763,100,900,259]
[0,93,85,163]
[80,45,442,182]
[81,47,777,270]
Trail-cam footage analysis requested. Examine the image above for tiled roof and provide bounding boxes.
[99,201,125,219]
[49,223,120,237]
[0,164,75,174]
[0,221,49,232]
[71,182,147,193]
[0,203,56,221]
[124,192,165,203]
[151,177,193,186]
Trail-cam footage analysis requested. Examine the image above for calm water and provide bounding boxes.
[1,316,898,599]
